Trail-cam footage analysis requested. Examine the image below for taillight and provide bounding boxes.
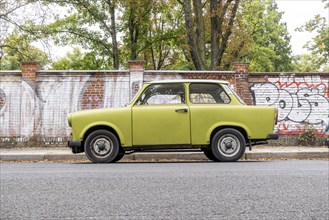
[275,109,278,125]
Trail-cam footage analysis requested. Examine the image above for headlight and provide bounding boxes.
[321,118,329,132]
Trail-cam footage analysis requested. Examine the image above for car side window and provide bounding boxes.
[189,83,231,104]
[137,83,185,105]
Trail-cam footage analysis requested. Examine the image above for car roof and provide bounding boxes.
[147,79,230,84]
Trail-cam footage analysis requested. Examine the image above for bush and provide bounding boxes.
[298,125,317,146]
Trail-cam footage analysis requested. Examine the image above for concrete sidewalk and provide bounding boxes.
[0,146,328,162]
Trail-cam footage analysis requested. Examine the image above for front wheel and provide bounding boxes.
[84,130,120,163]
[203,148,219,162]
[211,128,246,162]
[112,148,125,162]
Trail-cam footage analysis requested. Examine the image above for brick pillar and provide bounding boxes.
[128,60,145,100]
[232,62,249,74]
[21,62,38,84]
[232,62,253,105]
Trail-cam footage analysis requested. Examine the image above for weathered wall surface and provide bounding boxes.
[0,61,328,147]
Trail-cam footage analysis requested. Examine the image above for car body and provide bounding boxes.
[68,80,278,163]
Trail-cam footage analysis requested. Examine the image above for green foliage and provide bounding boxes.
[292,54,324,72]
[298,125,317,146]
[231,0,293,72]
[38,0,118,68]
[295,14,329,71]
[50,48,109,70]
[1,0,296,71]
[0,31,49,70]
[118,0,186,70]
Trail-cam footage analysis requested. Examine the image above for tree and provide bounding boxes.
[228,0,293,72]
[176,0,292,71]
[50,47,109,70]
[0,0,53,66]
[120,0,187,70]
[40,0,120,69]
[296,14,329,71]
[0,31,49,70]
[1,0,294,71]
[178,0,240,70]
[292,54,325,72]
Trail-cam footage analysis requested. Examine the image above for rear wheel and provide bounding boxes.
[84,130,120,163]
[211,128,246,162]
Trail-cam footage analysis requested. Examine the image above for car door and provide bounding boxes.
[132,83,190,146]
[188,83,232,145]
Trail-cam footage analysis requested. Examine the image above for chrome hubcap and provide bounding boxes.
[217,134,240,157]
[92,137,113,158]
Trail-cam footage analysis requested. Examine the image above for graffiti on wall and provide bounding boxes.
[0,74,131,140]
[251,76,329,134]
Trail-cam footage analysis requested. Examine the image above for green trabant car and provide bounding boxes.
[68,80,278,163]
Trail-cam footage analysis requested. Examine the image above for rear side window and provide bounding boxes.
[189,83,231,104]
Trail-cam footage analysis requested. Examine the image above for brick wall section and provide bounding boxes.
[81,72,105,110]
[231,62,253,105]
[128,60,145,71]
[21,62,38,84]
[185,72,236,91]
[0,89,5,109]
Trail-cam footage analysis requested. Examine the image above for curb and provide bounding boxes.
[245,152,329,160]
[1,151,328,162]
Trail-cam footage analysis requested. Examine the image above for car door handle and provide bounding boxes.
[175,108,188,113]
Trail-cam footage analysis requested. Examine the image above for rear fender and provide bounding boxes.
[207,122,251,142]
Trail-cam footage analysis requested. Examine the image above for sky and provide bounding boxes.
[275,0,329,55]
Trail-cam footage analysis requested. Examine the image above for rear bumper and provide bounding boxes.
[267,134,279,140]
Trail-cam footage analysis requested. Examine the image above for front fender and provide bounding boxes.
[79,121,127,146]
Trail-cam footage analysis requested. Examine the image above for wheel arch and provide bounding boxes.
[210,126,249,144]
[82,124,122,146]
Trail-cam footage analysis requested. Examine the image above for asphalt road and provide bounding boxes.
[1,161,328,220]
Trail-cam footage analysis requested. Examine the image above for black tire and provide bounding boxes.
[203,148,220,162]
[112,148,125,162]
[84,130,120,163]
[211,128,246,162]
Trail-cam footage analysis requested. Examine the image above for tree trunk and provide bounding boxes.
[210,0,240,70]
[180,0,203,70]
[108,0,119,69]
[128,6,139,60]
[210,0,220,69]
[193,0,206,68]
[217,0,240,68]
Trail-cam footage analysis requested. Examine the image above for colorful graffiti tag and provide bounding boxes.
[251,76,329,134]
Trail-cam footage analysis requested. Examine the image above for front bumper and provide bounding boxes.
[68,140,84,154]
[68,140,82,148]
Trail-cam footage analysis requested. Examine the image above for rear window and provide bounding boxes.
[189,83,231,104]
